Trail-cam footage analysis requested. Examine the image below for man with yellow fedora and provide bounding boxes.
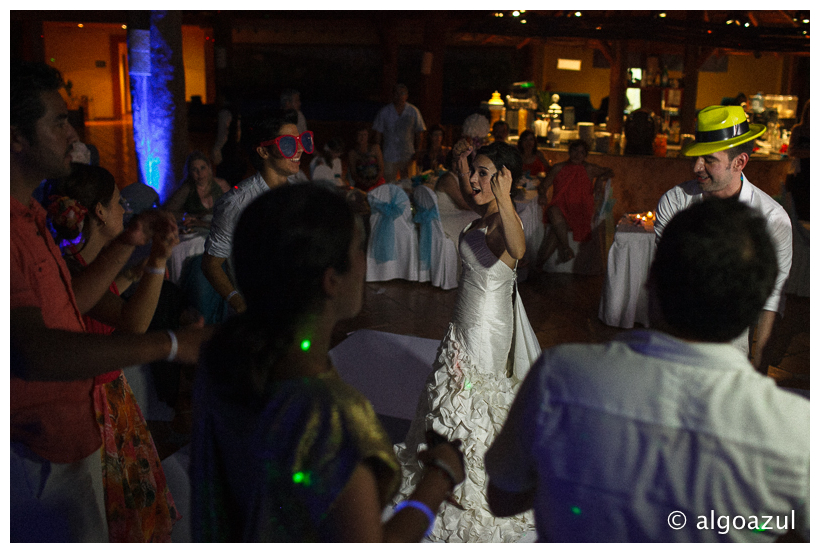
[654,105,792,374]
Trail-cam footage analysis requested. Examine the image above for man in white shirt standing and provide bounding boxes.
[373,83,426,182]
[485,199,809,543]
[280,88,308,134]
[653,105,791,373]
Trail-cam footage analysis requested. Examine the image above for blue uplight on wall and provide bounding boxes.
[128,12,177,202]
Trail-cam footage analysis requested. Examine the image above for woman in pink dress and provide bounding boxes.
[48,163,181,541]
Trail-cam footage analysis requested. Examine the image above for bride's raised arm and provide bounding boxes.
[491,167,526,260]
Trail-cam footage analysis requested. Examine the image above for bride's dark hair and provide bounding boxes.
[475,141,524,184]
[201,184,357,404]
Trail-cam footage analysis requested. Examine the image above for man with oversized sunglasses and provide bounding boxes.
[202,108,312,315]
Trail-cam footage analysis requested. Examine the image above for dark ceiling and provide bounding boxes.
[456,10,810,54]
[11,10,811,54]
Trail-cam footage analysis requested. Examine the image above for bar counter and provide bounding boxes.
[538,146,792,221]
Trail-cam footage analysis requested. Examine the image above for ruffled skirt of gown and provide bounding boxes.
[392,323,535,542]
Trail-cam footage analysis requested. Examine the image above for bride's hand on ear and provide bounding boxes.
[491,166,513,200]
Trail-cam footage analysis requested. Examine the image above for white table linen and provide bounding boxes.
[598,220,656,328]
[167,231,207,285]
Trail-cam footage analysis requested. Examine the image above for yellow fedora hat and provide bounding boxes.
[682,105,765,157]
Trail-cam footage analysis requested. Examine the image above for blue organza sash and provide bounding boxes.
[413,203,439,271]
[370,193,404,262]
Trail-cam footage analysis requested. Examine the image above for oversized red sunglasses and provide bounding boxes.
[259,131,314,158]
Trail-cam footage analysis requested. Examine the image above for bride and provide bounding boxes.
[394,140,540,542]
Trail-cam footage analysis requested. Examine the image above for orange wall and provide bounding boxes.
[542,44,611,110]
[44,22,125,120]
[43,21,208,120]
[696,53,783,108]
[182,26,208,103]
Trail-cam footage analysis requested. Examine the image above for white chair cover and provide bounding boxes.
[515,191,546,269]
[412,185,458,290]
[542,178,612,275]
[366,183,419,282]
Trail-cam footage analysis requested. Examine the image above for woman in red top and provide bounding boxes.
[536,140,613,265]
[48,163,181,542]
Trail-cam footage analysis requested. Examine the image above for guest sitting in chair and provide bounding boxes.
[310,137,346,189]
[431,147,474,213]
[536,139,613,266]
[164,151,231,230]
[516,129,551,187]
[348,125,386,192]
[417,124,450,173]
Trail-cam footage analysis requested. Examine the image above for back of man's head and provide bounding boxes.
[649,198,777,342]
[242,108,299,171]
[11,61,64,144]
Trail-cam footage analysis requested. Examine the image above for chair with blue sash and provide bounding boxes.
[365,183,419,282]
[412,185,458,290]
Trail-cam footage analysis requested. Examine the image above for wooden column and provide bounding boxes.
[589,38,625,132]
[11,19,45,62]
[419,13,446,125]
[529,38,546,91]
[379,18,399,103]
[680,45,702,135]
[606,40,628,134]
[212,13,234,105]
[204,31,216,105]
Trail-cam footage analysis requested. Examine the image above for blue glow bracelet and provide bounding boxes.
[394,499,435,537]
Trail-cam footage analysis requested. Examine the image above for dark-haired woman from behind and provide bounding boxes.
[191,184,465,542]
[47,163,181,541]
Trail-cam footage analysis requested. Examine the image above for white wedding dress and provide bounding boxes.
[393,224,540,542]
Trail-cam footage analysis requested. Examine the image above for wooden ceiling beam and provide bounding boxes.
[590,39,614,65]
[516,37,532,50]
[778,10,799,27]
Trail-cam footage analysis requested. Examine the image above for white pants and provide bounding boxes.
[10,442,108,542]
[384,156,414,183]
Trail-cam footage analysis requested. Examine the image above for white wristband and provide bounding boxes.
[165,330,178,362]
[144,266,165,275]
[429,458,459,490]
[226,290,239,302]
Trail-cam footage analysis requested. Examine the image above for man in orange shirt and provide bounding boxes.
[10,61,208,542]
